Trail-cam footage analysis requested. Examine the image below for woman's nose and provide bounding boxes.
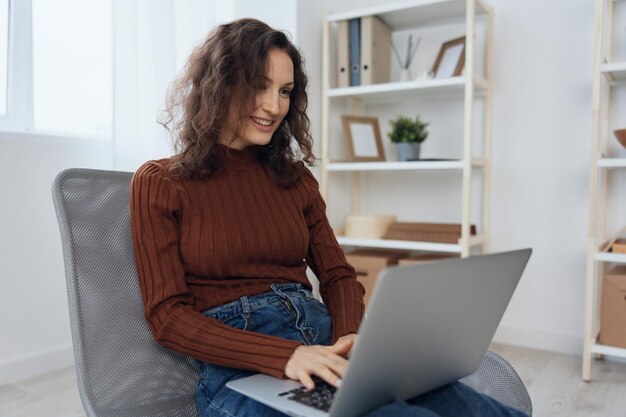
[261,91,280,115]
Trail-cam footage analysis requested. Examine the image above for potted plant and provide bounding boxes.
[387,115,429,161]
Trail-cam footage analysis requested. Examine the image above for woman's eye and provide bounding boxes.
[280,88,292,96]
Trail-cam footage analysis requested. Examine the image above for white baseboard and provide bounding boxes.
[0,345,75,386]
[493,324,583,356]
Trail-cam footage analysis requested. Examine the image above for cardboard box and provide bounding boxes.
[598,265,626,348]
[345,249,407,305]
[398,252,458,265]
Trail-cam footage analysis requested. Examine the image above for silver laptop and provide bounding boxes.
[227,249,532,417]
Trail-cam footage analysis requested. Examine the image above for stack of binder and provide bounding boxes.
[337,16,391,88]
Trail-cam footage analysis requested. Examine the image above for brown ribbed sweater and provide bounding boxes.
[130,144,365,378]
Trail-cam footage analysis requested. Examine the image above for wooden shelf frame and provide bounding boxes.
[320,0,494,258]
[583,0,626,381]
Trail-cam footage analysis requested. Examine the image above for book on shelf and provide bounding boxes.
[360,16,391,86]
[383,222,477,244]
[337,20,350,88]
[348,18,361,86]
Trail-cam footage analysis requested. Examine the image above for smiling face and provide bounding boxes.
[220,48,294,150]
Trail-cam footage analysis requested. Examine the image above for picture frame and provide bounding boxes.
[431,36,466,79]
[341,115,386,162]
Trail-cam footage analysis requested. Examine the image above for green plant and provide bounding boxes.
[387,115,429,144]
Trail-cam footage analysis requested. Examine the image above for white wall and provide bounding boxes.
[487,0,597,354]
[0,133,113,384]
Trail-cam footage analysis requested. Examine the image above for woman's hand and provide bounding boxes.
[336,333,358,357]
[284,337,354,390]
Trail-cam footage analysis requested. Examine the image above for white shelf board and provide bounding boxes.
[601,62,626,82]
[327,76,486,102]
[336,235,483,252]
[591,343,626,359]
[594,251,626,263]
[598,158,626,168]
[327,0,485,29]
[327,160,463,171]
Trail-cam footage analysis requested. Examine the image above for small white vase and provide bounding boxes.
[399,69,412,82]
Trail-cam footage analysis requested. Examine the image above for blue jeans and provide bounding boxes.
[195,283,528,417]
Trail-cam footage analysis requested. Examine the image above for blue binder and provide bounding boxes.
[348,18,361,86]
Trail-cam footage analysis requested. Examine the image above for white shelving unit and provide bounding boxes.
[583,0,626,381]
[320,0,493,256]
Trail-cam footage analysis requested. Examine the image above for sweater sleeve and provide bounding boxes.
[130,161,301,378]
[301,170,366,342]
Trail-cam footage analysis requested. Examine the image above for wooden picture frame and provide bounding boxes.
[431,36,466,79]
[341,115,386,162]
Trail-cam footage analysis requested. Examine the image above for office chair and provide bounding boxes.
[52,168,532,417]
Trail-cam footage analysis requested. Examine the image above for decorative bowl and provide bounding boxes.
[615,129,626,149]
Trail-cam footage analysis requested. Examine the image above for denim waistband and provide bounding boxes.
[200,282,309,320]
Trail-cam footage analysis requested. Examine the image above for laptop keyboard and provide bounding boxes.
[278,377,337,412]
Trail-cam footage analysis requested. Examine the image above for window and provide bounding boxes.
[0,0,8,115]
[0,0,112,138]
[31,0,112,138]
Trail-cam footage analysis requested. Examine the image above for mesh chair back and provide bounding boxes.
[461,351,532,416]
[52,168,200,417]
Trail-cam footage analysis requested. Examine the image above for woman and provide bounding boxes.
[130,18,527,417]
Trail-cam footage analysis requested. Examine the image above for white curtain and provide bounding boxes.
[111,0,297,172]
[111,0,234,171]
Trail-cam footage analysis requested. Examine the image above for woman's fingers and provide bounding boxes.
[297,368,315,390]
[335,333,358,357]
[311,365,344,389]
[285,345,349,389]
[328,337,353,357]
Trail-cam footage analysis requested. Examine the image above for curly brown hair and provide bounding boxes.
[160,18,315,186]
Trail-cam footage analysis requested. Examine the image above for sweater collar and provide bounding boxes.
[216,144,260,170]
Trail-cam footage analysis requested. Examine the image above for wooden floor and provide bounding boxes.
[1,344,625,417]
